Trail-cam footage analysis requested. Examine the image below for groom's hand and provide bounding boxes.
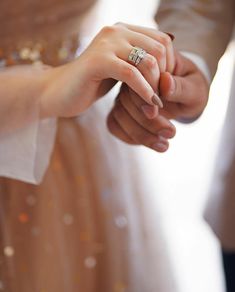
[159,51,210,122]
[107,84,176,152]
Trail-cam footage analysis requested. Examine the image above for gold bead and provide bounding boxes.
[4,246,15,257]
[58,47,69,60]
[19,47,31,60]
[29,50,40,61]
[33,60,43,67]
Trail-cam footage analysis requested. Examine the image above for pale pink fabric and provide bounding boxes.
[0,1,178,291]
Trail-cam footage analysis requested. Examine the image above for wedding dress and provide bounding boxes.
[0,0,177,291]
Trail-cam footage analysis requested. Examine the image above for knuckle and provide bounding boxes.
[114,22,126,28]
[160,33,172,46]
[156,43,166,58]
[100,25,119,35]
[144,54,157,69]
[97,38,110,48]
[121,65,137,80]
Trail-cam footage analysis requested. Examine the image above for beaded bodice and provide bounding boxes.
[0,0,96,66]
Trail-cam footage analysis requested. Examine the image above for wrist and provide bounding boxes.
[38,65,61,119]
[180,51,211,84]
[39,58,93,119]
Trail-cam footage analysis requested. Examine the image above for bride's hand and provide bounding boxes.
[39,23,175,118]
[107,26,176,152]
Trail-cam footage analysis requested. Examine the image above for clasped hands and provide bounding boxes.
[40,23,209,152]
[106,23,210,152]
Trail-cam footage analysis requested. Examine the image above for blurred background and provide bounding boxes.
[82,0,235,291]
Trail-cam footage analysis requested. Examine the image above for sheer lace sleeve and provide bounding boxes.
[0,64,58,184]
[0,118,57,184]
[0,0,97,184]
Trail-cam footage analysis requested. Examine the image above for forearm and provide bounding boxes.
[156,0,235,76]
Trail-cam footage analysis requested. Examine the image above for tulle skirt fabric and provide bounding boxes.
[0,97,177,292]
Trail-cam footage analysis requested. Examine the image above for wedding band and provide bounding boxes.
[128,47,146,66]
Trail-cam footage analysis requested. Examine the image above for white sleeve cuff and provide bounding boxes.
[0,118,57,185]
[180,51,211,84]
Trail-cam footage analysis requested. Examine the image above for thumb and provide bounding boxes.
[159,51,209,104]
[159,71,196,104]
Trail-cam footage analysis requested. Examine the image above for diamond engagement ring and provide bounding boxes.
[128,46,146,66]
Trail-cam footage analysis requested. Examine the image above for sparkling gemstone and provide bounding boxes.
[29,50,40,61]
[19,48,31,60]
[34,43,43,52]
[84,256,97,269]
[33,60,43,67]
[11,52,20,61]
[0,281,4,290]
[26,195,36,206]
[63,213,74,225]
[0,60,6,68]
[4,246,14,257]
[18,213,29,223]
[114,215,128,229]
[58,47,69,60]
[114,281,126,292]
[31,227,41,237]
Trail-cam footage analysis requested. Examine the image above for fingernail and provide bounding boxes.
[152,93,163,108]
[152,141,168,152]
[165,32,175,41]
[158,129,174,139]
[168,74,176,96]
[141,104,158,119]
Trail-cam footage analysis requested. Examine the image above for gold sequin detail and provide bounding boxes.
[113,282,127,292]
[79,231,92,242]
[84,256,97,269]
[26,195,37,206]
[0,35,79,67]
[63,213,74,225]
[3,246,15,257]
[114,215,128,229]
[18,212,29,223]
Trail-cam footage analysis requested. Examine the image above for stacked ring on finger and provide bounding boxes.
[128,46,147,66]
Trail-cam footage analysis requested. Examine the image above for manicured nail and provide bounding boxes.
[152,141,168,152]
[158,129,174,139]
[152,93,163,108]
[152,136,168,152]
[165,32,175,41]
[168,74,176,96]
[141,104,158,119]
